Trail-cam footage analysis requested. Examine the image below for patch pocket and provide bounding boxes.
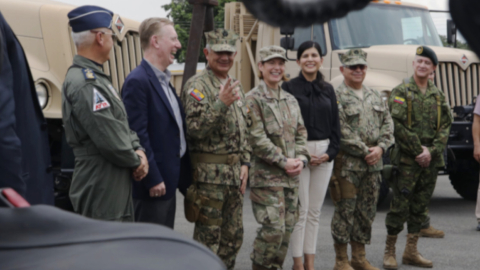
[252,205,280,225]
[343,105,361,123]
[250,188,281,225]
[264,104,283,136]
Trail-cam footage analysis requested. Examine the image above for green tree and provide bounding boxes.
[439,35,471,51]
[162,0,236,62]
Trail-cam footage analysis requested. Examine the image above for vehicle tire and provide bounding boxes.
[377,177,390,206]
[449,158,479,201]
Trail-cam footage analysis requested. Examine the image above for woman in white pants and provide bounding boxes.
[282,41,341,270]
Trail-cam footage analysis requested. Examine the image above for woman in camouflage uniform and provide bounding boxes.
[246,45,310,270]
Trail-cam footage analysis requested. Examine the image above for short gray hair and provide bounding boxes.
[71,30,95,49]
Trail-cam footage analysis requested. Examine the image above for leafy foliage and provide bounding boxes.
[162,0,236,62]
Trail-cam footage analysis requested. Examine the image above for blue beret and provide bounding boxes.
[68,5,113,33]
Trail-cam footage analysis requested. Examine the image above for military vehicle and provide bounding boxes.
[0,0,146,208]
[224,0,479,202]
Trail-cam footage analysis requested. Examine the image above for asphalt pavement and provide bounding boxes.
[174,176,479,270]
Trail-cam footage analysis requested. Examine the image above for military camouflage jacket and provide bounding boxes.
[181,67,251,186]
[388,77,452,167]
[336,82,394,172]
[246,80,310,188]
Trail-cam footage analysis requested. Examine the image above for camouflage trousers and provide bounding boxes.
[385,163,438,235]
[250,186,299,269]
[193,182,244,270]
[331,170,380,244]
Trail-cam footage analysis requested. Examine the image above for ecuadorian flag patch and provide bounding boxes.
[190,89,205,101]
[394,96,405,105]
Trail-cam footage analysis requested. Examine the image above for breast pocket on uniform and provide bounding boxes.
[372,104,385,127]
[264,103,283,137]
[343,105,361,126]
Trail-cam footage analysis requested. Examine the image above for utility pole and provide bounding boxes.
[181,0,218,92]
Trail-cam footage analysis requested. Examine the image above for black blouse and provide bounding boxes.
[282,72,340,161]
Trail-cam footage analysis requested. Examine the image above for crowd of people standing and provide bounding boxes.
[8,3,480,270]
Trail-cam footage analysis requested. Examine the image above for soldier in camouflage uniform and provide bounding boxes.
[180,29,251,270]
[62,6,148,222]
[246,46,310,270]
[331,49,394,270]
[383,46,452,269]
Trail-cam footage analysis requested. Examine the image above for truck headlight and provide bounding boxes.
[35,82,49,109]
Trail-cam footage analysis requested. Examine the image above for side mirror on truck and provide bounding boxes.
[280,37,295,50]
[447,19,456,46]
[280,26,295,50]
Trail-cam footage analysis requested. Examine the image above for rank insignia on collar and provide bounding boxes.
[83,68,96,80]
[93,88,110,112]
[394,96,405,105]
[190,88,205,101]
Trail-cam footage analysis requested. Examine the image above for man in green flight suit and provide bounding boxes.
[62,6,148,222]
[181,29,251,270]
[383,46,452,269]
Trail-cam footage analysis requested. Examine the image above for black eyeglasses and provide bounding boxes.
[346,64,367,71]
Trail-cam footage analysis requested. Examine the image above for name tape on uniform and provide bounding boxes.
[93,88,110,112]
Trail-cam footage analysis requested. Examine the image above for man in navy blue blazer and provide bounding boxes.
[122,18,191,228]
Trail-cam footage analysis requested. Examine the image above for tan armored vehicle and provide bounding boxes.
[225,0,480,201]
[0,0,144,207]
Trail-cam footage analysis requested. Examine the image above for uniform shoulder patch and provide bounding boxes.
[394,96,405,105]
[92,88,110,112]
[83,68,96,80]
[189,88,205,101]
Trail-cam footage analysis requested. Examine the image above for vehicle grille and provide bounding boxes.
[103,31,143,92]
[435,62,480,107]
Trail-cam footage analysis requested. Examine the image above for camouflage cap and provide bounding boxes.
[258,45,287,62]
[205,29,238,53]
[339,48,368,66]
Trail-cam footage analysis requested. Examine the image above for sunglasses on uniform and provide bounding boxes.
[345,64,367,71]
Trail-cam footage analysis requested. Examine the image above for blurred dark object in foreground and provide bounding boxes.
[240,0,372,27]
[450,0,480,57]
[0,188,226,270]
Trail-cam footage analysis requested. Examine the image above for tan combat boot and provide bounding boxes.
[333,243,354,270]
[402,234,433,268]
[419,225,445,238]
[383,235,398,270]
[350,241,379,270]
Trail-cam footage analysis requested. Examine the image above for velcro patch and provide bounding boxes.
[83,68,96,80]
[93,88,110,112]
[394,96,405,104]
[190,89,205,101]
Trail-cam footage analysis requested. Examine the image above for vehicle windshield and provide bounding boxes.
[329,4,443,49]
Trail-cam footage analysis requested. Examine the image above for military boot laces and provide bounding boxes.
[419,225,445,238]
[402,234,433,268]
[350,241,379,270]
[333,243,354,270]
[383,235,398,270]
